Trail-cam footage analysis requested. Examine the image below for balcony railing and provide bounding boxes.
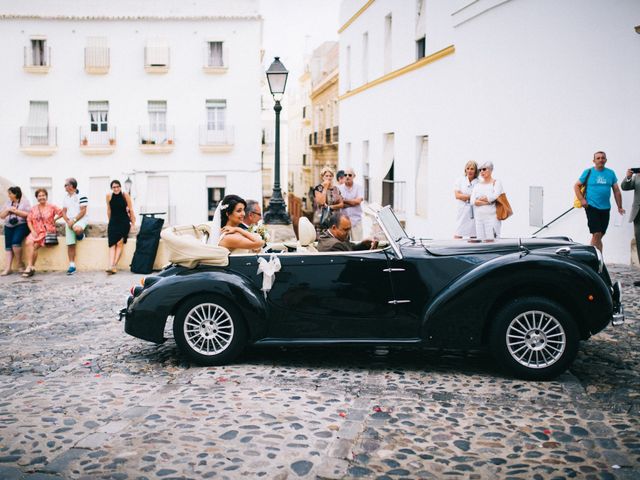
[139,126,175,153]
[20,126,57,155]
[24,46,51,72]
[199,126,234,152]
[139,126,175,145]
[79,126,116,154]
[311,127,339,147]
[85,46,110,74]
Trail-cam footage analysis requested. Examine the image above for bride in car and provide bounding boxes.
[209,195,264,254]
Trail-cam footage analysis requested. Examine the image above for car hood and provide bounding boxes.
[413,237,576,256]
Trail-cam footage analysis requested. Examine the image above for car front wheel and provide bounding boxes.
[490,297,579,380]
[173,295,246,366]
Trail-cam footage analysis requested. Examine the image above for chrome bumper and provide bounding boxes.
[611,281,624,326]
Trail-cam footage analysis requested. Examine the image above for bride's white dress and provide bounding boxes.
[218,232,252,255]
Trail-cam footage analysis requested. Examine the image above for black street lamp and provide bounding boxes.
[263,56,291,225]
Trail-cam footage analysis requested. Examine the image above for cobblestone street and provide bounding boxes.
[0,266,639,480]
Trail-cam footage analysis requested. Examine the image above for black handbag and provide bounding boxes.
[319,206,332,229]
[44,232,58,246]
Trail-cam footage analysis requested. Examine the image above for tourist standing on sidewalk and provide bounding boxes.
[471,161,503,242]
[61,178,88,275]
[574,151,625,253]
[338,168,365,241]
[0,186,31,275]
[621,167,640,286]
[23,189,62,278]
[313,166,344,233]
[106,179,135,275]
[453,161,479,240]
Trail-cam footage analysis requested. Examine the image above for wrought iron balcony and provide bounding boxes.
[138,126,175,153]
[79,126,117,155]
[20,126,57,156]
[199,126,234,152]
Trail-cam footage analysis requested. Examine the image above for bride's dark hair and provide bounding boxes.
[220,194,247,227]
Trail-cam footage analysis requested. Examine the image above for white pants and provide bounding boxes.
[350,221,363,241]
[475,216,500,241]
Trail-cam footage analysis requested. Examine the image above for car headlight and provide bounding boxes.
[594,246,604,273]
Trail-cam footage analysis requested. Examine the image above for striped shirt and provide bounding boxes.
[63,190,88,218]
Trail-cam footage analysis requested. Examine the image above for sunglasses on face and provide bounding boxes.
[250,211,261,217]
[480,168,489,171]
[345,174,354,177]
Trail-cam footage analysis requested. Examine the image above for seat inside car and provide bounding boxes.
[297,216,317,252]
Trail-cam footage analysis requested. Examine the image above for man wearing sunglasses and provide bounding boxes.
[240,199,262,230]
[338,168,365,241]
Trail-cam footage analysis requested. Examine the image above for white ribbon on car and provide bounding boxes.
[257,255,281,298]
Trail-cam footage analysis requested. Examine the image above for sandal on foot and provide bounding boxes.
[22,269,35,278]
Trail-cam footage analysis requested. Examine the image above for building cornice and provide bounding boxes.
[339,45,455,101]
[311,70,339,101]
[338,0,374,34]
[0,14,261,22]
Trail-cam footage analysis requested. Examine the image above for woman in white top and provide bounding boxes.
[216,195,264,254]
[453,161,479,239]
[470,161,503,242]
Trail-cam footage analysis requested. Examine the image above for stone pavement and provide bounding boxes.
[0,265,638,480]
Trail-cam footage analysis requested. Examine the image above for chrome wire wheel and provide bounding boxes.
[506,310,566,369]
[183,302,234,356]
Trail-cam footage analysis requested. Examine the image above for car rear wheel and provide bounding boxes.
[173,294,246,366]
[490,297,579,380]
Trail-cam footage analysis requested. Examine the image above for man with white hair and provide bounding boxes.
[338,168,365,241]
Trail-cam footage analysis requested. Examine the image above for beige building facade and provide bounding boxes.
[309,42,340,188]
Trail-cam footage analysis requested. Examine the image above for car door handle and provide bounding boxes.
[388,300,411,304]
[382,268,405,272]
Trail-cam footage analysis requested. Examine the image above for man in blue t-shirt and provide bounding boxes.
[574,151,625,252]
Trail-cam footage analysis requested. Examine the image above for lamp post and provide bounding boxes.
[263,56,291,225]
[124,176,133,194]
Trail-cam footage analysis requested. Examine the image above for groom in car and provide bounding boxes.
[317,213,377,252]
[240,199,262,230]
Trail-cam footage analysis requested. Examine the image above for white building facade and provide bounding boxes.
[338,0,640,264]
[0,0,263,225]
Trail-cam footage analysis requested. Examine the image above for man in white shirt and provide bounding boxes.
[62,178,88,275]
[338,168,365,241]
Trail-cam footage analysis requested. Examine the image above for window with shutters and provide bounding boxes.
[144,39,170,73]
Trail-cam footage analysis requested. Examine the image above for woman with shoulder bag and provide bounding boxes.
[470,161,504,242]
[0,186,31,275]
[106,179,136,274]
[22,188,63,277]
[313,166,344,234]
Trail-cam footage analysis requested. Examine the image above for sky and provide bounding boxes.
[260,0,341,82]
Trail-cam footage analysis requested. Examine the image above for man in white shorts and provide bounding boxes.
[62,178,88,275]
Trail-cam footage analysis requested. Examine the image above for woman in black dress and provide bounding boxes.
[106,179,135,274]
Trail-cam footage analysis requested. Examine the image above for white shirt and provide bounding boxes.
[338,183,364,225]
[63,191,88,219]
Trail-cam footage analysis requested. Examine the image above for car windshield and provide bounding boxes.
[376,206,408,243]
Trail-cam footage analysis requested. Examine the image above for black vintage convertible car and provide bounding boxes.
[120,207,624,380]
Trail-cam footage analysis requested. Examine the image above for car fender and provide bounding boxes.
[126,270,267,344]
[421,252,612,347]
